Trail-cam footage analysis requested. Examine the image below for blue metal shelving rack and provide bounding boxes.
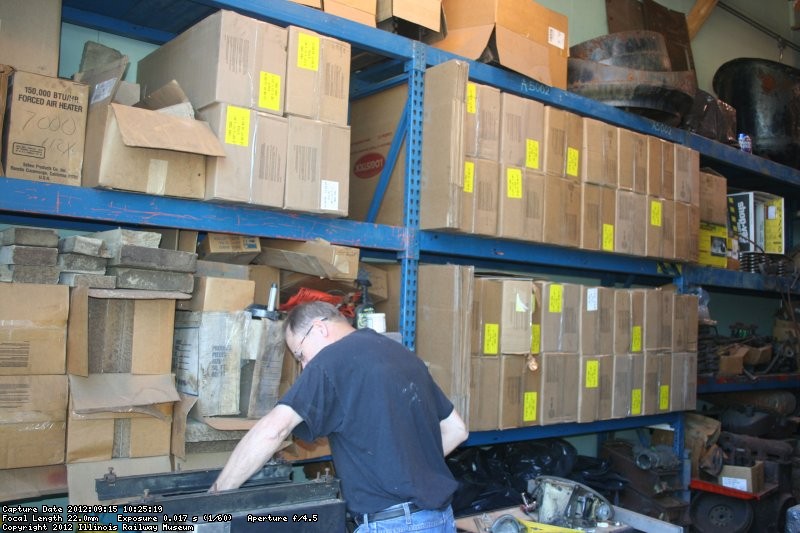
[5,0,800,467]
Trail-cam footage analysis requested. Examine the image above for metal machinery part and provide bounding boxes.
[521,476,614,530]
[95,462,347,533]
[690,491,754,533]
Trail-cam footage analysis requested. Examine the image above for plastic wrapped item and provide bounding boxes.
[786,504,800,532]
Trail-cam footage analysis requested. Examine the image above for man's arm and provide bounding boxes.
[209,404,303,493]
[439,409,468,456]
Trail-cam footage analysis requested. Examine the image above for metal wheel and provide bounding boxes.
[690,492,754,533]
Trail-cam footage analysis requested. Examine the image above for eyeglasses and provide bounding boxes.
[291,317,327,362]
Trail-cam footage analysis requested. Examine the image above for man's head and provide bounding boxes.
[283,301,353,366]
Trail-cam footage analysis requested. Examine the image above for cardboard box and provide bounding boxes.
[240,317,285,418]
[0,283,68,375]
[699,170,728,225]
[564,111,583,181]
[475,277,533,355]
[469,355,499,431]
[532,281,580,354]
[524,171,546,242]
[198,234,262,264]
[661,199,676,260]
[173,311,247,418]
[646,197,664,258]
[0,375,67,468]
[497,165,526,240]
[617,128,647,193]
[670,351,697,412]
[284,116,350,216]
[543,176,581,248]
[578,354,613,423]
[464,158,499,236]
[539,352,579,425]
[285,26,351,126]
[689,204,701,263]
[87,298,176,375]
[465,82,501,161]
[417,264,473,421]
[663,140,676,201]
[675,144,700,206]
[613,288,631,356]
[82,103,226,198]
[728,191,785,255]
[190,262,280,307]
[719,462,764,494]
[718,345,747,376]
[198,103,288,207]
[674,200,691,262]
[647,136,664,199]
[499,93,545,171]
[697,222,729,268]
[579,286,614,356]
[377,0,443,32]
[256,238,360,281]
[543,107,567,177]
[581,183,616,252]
[612,352,644,418]
[615,190,647,257]
[629,289,645,353]
[137,10,288,115]
[0,65,10,175]
[0,0,61,77]
[433,0,568,88]
[176,277,256,312]
[3,71,88,185]
[499,354,539,429]
[581,118,617,187]
[325,0,377,26]
[642,351,672,415]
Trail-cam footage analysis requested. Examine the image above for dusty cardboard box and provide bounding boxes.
[173,311,246,418]
[719,462,764,494]
[3,71,88,186]
[82,103,226,198]
[615,190,647,257]
[433,0,568,89]
[240,317,285,418]
[539,352,579,425]
[198,103,288,207]
[675,144,700,206]
[646,197,664,259]
[524,171,546,242]
[463,158,499,237]
[0,374,67,469]
[465,82,501,161]
[579,286,614,356]
[661,199,676,260]
[543,176,581,248]
[0,0,61,77]
[581,183,616,253]
[469,355,499,431]
[256,238,359,281]
[642,351,671,415]
[198,234,262,264]
[500,93,545,170]
[194,261,280,307]
[578,354,613,423]
[617,127,647,193]
[377,0,442,32]
[285,26,351,126]
[564,111,583,181]
[87,298,176,375]
[543,107,566,177]
[176,277,256,312]
[474,277,533,355]
[699,170,728,225]
[581,117,617,187]
[498,354,534,430]
[285,116,350,216]
[137,10,288,115]
[647,136,665,198]
[0,283,68,375]
[496,165,526,240]
[532,281,580,354]
[718,346,747,376]
[324,0,377,27]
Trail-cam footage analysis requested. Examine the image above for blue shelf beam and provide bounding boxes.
[0,178,408,252]
[678,264,800,295]
[697,373,800,394]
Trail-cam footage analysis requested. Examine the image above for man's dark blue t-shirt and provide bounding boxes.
[279,328,458,515]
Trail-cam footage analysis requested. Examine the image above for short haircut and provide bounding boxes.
[283,301,347,336]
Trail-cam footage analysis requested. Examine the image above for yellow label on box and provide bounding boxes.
[631,388,642,415]
[531,324,541,353]
[464,161,475,193]
[548,284,563,313]
[602,224,614,251]
[765,198,784,254]
[525,139,540,169]
[650,200,662,227]
[224,105,250,147]
[297,33,320,71]
[631,326,642,352]
[259,71,282,111]
[659,384,670,411]
[466,83,477,114]
[484,323,499,355]
[566,147,579,177]
[506,168,523,199]
[523,392,538,422]
[586,360,599,388]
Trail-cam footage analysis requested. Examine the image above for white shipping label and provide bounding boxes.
[586,288,598,312]
[720,476,748,491]
[320,180,339,211]
[92,78,117,105]
[548,27,566,50]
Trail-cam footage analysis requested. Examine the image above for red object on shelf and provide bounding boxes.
[690,478,777,501]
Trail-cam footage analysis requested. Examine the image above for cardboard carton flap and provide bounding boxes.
[110,103,226,156]
[433,25,495,59]
[69,373,179,415]
[136,79,191,111]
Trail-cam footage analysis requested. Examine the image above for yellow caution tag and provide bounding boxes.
[548,284,563,313]
[484,324,499,355]
[631,325,642,352]
[297,33,320,71]
[259,71,282,111]
[586,360,599,388]
[466,83,477,114]
[224,105,250,147]
[507,168,523,199]
[523,392,538,422]
[525,139,540,169]
[531,324,541,353]
[659,384,670,411]
[651,200,663,227]
[463,161,475,193]
[602,224,614,251]
[566,147,580,177]
[631,388,642,415]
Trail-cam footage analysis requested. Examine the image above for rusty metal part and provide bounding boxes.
[567,57,697,126]
[569,30,672,71]
[717,431,794,464]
